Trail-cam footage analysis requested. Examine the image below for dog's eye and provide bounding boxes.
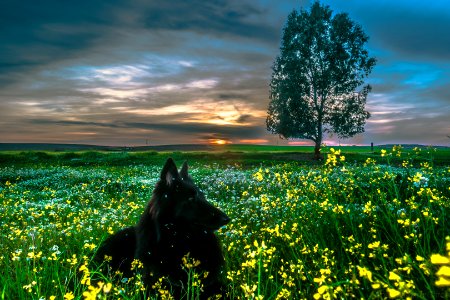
[187,196,195,202]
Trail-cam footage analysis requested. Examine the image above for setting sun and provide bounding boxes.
[210,139,230,145]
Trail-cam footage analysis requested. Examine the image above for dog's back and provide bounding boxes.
[94,226,136,278]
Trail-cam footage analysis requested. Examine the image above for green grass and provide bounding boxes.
[1,144,449,167]
[0,146,450,299]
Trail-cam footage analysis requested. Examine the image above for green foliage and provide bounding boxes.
[267,1,376,156]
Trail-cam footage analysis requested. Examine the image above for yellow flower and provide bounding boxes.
[436,266,450,277]
[79,264,88,272]
[431,254,450,264]
[254,169,264,181]
[387,288,401,298]
[131,258,144,270]
[436,276,450,287]
[371,283,381,289]
[276,288,291,299]
[368,241,380,249]
[83,243,96,251]
[64,292,75,300]
[103,282,112,293]
[181,254,201,269]
[240,283,257,298]
[313,285,331,299]
[317,285,328,294]
[314,276,324,284]
[66,254,78,266]
[389,271,401,281]
[103,255,112,262]
[357,266,373,282]
[83,283,103,300]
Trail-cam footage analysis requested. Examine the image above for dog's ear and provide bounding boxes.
[160,158,179,186]
[180,161,189,180]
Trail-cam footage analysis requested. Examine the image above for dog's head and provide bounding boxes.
[151,158,230,231]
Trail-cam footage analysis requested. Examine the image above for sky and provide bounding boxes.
[1,0,449,146]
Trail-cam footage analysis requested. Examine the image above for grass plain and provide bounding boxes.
[0,145,449,299]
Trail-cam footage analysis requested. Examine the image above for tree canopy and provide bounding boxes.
[266,1,376,158]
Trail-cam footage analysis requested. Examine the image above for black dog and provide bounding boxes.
[94,158,230,299]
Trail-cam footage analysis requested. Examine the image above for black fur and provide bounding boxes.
[94,158,230,299]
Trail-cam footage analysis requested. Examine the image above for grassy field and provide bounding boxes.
[1,145,450,299]
[1,144,450,167]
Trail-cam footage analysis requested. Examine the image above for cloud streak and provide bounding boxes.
[27,118,266,145]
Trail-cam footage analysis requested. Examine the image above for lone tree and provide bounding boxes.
[267,1,376,158]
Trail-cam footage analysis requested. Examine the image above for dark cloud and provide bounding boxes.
[235,114,253,124]
[0,0,116,86]
[30,119,121,128]
[139,1,277,41]
[29,118,265,141]
[125,122,264,139]
[217,93,251,100]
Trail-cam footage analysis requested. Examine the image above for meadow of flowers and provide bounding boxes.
[1,146,449,299]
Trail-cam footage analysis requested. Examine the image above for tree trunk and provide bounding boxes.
[315,108,323,160]
[314,141,322,160]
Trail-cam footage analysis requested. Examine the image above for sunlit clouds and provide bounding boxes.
[113,99,261,126]
[89,65,152,86]
[80,79,218,99]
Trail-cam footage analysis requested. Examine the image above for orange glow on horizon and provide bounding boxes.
[288,141,314,146]
[239,139,269,144]
[210,139,231,145]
